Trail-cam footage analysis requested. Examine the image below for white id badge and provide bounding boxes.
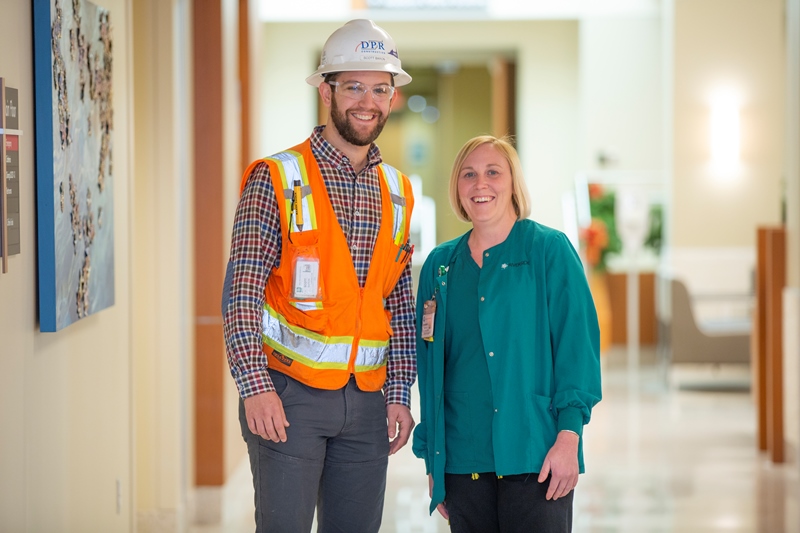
[293,258,320,299]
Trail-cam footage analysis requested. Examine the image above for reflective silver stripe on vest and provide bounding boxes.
[262,306,389,369]
[356,344,389,369]
[269,151,316,233]
[380,164,406,245]
[263,307,351,367]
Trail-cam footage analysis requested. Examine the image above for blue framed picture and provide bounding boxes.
[33,0,115,332]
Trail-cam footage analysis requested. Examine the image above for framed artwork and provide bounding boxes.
[33,0,115,332]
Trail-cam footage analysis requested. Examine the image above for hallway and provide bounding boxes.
[191,347,799,532]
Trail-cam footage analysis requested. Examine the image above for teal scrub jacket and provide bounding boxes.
[412,219,602,514]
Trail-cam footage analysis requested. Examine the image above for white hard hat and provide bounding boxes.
[306,19,412,87]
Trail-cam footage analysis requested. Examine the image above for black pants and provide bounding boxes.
[444,472,574,533]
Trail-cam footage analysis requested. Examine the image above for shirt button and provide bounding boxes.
[480,296,485,302]
[441,282,446,286]
[436,451,440,455]
[485,252,489,257]
[354,209,360,216]
[494,409,498,413]
[489,351,494,357]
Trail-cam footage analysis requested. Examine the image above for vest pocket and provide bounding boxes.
[283,302,327,332]
[286,240,326,306]
[384,308,394,337]
[382,241,412,296]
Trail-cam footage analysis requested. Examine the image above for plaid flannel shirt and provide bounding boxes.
[222,126,416,407]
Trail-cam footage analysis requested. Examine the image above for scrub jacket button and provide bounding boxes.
[480,296,485,302]
[489,351,494,357]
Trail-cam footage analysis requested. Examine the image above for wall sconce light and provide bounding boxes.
[710,89,741,174]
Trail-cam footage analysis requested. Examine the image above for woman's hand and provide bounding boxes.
[428,474,449,519]
[537,430,580,500]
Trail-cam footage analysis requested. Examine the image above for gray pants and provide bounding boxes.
[239,369,389,533]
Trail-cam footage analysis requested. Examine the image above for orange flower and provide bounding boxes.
[580,218,609,268]
[588,183,605,200]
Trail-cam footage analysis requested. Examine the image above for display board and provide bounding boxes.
[1,78,21,273]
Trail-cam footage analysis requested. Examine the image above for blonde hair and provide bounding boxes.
[448,135,532,223]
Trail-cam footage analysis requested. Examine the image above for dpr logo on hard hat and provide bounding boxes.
[306,19,411,87]
[357,40,385,52]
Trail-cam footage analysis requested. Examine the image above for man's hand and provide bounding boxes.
[244,391,290,442]
[428,474,449,519]
[386,403,414,455]
[537,430,580,500]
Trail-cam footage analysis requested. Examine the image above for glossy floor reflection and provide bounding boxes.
[191,347,799,532]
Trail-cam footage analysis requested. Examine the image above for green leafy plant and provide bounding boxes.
[581,184,622,272]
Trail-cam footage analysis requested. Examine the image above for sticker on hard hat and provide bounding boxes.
[357,40,385,52]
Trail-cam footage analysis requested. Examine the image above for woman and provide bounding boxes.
[412,136,602,532]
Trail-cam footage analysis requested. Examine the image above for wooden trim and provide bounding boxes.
[754,227,769,451]
[765,227,786,463]
[193,0,225,486]
[239,0,251,169]
[491,58,516,140]
[608,272,657,345]
[491,58,509,138]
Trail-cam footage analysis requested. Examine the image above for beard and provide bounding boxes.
[330,95,388,147]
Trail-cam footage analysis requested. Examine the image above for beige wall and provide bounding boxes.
[132,0,195,529]
[669,0,796,462]
[784,0,800,465]
[433,65,493,242]
[221,0,249,483]
[257,17,668,241]
[0,6,31,530]
[579,16,663,172]
[788,0,800,289]
[672,0,785,249]
[258,20,580,231]
[0,0,134,530]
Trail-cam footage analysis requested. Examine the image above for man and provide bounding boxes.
[222,19,416,533]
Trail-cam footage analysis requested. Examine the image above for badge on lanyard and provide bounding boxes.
[421,296,436,341]
[293,257,320,299]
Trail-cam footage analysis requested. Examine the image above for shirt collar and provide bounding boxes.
[310,125,383,172]
[454,221,521,263]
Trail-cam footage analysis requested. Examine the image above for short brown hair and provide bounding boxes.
[448,135,532,223]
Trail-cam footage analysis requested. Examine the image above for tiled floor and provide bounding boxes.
[191,347,799,532]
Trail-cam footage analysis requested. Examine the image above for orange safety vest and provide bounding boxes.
[239,139,414,392]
